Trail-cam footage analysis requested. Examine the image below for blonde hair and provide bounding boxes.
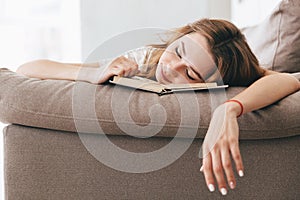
[142,18,265,86]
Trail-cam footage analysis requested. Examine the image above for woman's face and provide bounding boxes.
[156,32,216,84]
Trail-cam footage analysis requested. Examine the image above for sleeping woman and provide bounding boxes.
[16,18,300,196]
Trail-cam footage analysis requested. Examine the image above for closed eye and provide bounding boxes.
[186,69,195,80]
[175,46,182,59]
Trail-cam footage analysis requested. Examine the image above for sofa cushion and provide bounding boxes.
[242,0,300,73]
[0,68,299,140]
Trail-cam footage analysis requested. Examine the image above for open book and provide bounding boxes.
[109,76,228,95]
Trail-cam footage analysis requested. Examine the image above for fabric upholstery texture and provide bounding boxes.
[4,124,300,199]
[2,1,300,199]
[242,0,300,73]
[0,68,299,140]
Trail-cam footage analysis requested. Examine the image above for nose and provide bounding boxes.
[167,61,186,77]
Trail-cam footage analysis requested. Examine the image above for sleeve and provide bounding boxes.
[121,46,155,73]
[97,58,113,69]
[97,46,156,73]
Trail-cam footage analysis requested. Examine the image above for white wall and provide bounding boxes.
[231,0,282,28]
[80,0,231,60]
[80,0,284,59]
[0,0,81,71]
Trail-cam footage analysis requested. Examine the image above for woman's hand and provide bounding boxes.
[88,56,139,84]
[200,102,244,196]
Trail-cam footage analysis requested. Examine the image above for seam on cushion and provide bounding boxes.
[0,101,204,128]
[1,101,299,131]
[1,101,79,119]
[272,2,283,70]
[87,120,300,131]
[237,125,300,131]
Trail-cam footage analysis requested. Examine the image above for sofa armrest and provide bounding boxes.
[0,68,299,139]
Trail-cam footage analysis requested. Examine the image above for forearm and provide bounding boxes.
[228,73,300,115]
[66,62,100,68]
[16,59,100,83]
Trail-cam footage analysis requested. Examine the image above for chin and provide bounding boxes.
[154,69,161,83]
[155,64,165,83]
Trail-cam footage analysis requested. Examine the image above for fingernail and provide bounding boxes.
[238,170,244,177]
[220,188,227,195]
[208,184,215,192]
[200,165,203,172]
[229,181,235,189]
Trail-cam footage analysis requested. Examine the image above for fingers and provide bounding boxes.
[211,148,228,195]
[230,141,244,177]
[200,104,245,196]
[221,147,236,190]
[201,137,244,195]
[202,154,216,192]
[202,148,228,195]
[111,56,139,77]
[202,148,233,196]
[96,56,139,83]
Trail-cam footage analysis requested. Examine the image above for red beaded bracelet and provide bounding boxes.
[225,99,244,117]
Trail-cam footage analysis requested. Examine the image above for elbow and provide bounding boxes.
[16,64,28,75]
[16,59,48,77]
[296,79,300,91]
[16,64,31,77]
[282,73,300,93]
[295,76,300,91]
[292,79,300,92]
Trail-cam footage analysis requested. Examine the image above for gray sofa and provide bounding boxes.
[1,1,300,199]
[0,68,299,199]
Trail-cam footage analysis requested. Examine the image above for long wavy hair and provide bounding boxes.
[141,18,265,86]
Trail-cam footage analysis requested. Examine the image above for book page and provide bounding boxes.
[110,76,167,93]
[109,76,226,95]
[165,82,217,89]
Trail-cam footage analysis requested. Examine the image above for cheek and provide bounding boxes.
[158,52,167,65]
[159,51,173,65]
[155,65,161,81]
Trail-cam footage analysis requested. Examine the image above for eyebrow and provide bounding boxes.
[180,41,186,56]
[181,41,204,81]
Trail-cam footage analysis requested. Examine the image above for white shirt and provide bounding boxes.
[98,46,157,74]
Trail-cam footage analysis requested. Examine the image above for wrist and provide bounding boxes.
[224,99,244,117]
[76,67,102,84]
